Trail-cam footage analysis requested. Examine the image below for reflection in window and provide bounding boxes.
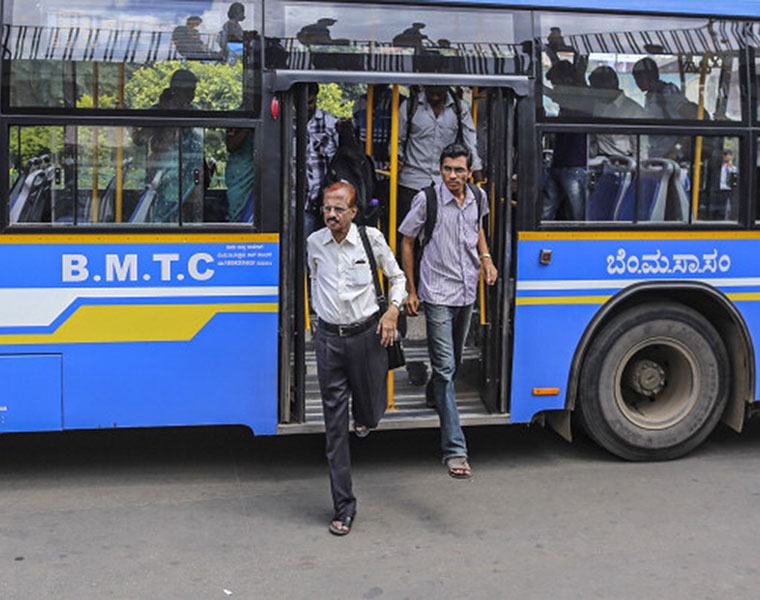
[3,0,261,114]
[541,133,739,223]
[265,1,528,74]
[539,13,741,122]
[9,125,257,226]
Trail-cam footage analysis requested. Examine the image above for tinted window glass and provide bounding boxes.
[265,1,528,74]
[9,125,258,226]
[3,0,261,114]
[541,132,739,223]
[538,13,742,122]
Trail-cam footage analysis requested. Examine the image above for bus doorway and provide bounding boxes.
[279,77,522,433]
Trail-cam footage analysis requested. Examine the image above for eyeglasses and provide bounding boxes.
[441,165,469,175]
[321,205,348,215]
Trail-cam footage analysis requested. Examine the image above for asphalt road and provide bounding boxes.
[1,418,760,599]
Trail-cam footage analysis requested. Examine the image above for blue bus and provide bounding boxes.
[2,0,759,461]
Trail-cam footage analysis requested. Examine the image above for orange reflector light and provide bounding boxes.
[532,388,560,396]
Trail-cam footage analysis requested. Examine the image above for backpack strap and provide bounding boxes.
[449,87,465,145]
[402,86,420,161]
[420,185,438,253]
[466,182,484,228]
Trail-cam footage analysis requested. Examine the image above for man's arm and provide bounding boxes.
[400,235,419,315]
[370,229,405,347]
[477,229,497,286]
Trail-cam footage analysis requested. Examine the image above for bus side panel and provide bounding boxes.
[511,235,759,423]
[510,303,598,422]
[0,235,279,435]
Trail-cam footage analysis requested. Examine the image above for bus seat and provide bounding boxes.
[587,155,635,221]
[615,159,672,221]
[644,159,676,221]
[664,159,690,222]
[129,168,166,223]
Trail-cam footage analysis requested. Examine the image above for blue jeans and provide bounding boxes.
[424,302,473,461]
[542,166,587,221]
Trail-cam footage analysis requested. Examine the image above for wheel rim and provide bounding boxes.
[613,336,701,430]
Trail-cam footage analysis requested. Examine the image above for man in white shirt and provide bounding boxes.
[307,181,406,536]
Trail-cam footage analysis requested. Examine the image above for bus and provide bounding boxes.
[1,0,759,462]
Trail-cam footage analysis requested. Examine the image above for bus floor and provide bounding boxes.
[279,340,510,434]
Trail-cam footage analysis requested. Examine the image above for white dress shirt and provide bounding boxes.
[307,224,407,326]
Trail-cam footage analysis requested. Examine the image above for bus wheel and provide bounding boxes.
[578,302,729,461]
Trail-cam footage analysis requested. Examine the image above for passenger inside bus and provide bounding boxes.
[225,127,255,224]
[219,3,246,62]
[172,16,210,61]
[542,61,588,221]
[133,69,204,223]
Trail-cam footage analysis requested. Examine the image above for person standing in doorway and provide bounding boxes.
[397,86,482,225]
[304,82,339,241]
[399,143,497,479]
[307,181,406,535]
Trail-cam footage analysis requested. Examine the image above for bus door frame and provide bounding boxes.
[273,71,530,424]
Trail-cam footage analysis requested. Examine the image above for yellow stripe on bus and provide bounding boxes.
[518,231,760,242]
[515,295,611,306]
[0,303,277,345]
[0,233,279,245]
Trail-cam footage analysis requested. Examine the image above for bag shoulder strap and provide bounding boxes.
[449,88,464,145]
[420,185,438,252]
[357,225,385,310]
[402,88,419,160]
[466,182,484,226]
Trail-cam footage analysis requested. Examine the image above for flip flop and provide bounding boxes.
[354,424,370,438]
[329,514,355,536]
[446,457,472,479]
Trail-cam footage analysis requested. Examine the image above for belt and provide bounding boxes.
[319,313,379,337]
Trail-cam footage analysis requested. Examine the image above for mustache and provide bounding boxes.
[327,217,339,224]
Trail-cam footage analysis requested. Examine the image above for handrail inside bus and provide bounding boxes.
[269,70,531,95]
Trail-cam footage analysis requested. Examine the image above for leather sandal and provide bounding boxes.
[329,514,355,536]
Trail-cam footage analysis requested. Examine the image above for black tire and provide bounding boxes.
[578,302,729,461]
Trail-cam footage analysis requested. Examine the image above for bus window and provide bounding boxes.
[538,12,742,122]
[542,132,739,223]
[8,125,258,226]
[2,0,262,115]
[265,1,529,74]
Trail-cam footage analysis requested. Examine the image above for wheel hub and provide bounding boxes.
[626,359,666,397]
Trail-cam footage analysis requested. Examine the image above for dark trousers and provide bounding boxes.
[315,322,388,519]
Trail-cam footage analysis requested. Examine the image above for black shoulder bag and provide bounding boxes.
[357,226,406,371]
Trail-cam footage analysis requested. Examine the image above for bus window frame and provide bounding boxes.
[1,115,267,233]
[0,0,264,118]
[533,123,751,231]
[533,10,751,128]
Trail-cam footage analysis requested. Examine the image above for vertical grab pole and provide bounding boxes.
[387,84,400,411]
[115,62,125,223]
[365,84,374,156]
[473,87,487,326]
[691,53,709,221]
[91,62,99,223]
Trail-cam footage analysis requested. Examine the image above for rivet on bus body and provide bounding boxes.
[270,97,280,120]
[539,249,552,265]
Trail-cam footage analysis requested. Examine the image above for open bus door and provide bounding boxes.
[277,74,527,432]
[480,87,516,415]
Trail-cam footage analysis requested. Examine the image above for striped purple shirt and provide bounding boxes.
[398,182,488,306]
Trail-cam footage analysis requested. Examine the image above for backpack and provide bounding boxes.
[413,182,485,290]
[402,87,466,161]
[325,119,379,225]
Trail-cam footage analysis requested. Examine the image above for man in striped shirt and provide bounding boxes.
[399,143,498,479]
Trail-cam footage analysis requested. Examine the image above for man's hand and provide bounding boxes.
[404,292,420,316]
[377,305,400,347]
[482,257,498,286]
